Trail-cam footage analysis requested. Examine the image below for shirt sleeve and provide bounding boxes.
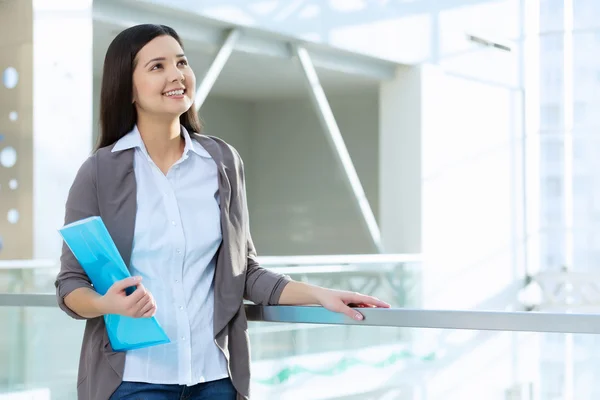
[54,156,99,319]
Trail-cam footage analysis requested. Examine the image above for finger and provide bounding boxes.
[132,290,151,313]
[138,297,155,318]
[350,294,391,308]
[142,306,156,318]
[348,303,375,308]
[133,295,153,318]
[126,284,148,308]
[111,276,142,293]
[142,299,157,318]
[342,305,364,321]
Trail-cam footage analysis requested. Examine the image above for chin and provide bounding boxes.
[166,103,193,116]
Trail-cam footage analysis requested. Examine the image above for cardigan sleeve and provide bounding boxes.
[245,231,291,305]
[54,156,99,319]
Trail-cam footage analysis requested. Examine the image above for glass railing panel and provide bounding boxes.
[257,254,422,310]
[250,328,600,399]
[2,301,600,399]
[0,255,422,309]
[248,321,409,360]
[0,306,83,400]
[0,260,58,294]
[250,328,545,400]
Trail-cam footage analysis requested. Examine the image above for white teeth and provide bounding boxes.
[164,89,184,96]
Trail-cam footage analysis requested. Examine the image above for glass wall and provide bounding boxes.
[537,0,600,271]
[535,0,600,398]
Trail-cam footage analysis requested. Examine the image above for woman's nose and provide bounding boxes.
[169,68,184,82]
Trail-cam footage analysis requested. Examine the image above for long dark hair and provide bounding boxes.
[96,24,202,151]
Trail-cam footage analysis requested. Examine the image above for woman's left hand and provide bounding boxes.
[314,288,391,321]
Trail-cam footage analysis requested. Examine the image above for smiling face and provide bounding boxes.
[132,35,196,119]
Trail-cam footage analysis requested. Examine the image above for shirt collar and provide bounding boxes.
[181,125,211,159]
[111,124,211,159]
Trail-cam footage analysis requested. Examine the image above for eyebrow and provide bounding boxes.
[144,53,186,67]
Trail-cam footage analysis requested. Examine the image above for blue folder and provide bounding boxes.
[59,216,170,351]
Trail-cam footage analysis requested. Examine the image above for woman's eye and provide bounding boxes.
[178,60,188,66]
[151,63,162,70]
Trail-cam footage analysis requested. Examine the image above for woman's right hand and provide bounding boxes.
[98,276,157,318]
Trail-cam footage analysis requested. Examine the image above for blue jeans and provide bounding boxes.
[109,378,237,400]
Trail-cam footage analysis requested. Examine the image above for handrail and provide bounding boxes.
[257,254,421,266]
[246,305,600,334]
[267,263,405,275]
[1,293,600,334]
[0,254,420,272]
[0,293,57,307]
[0,259,57,270]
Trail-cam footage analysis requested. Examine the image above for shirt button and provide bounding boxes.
[171,221,176,226]
[176,248,181,254]
[181,337,186,341]
[179,306,184,310]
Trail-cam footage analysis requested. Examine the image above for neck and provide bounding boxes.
[136,114,183,164]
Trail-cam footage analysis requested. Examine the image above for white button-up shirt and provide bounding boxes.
[112,125,229,385]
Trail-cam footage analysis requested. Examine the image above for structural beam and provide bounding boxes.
[93,0,397,81]
[292,44,383,253]
[194,28,240,111]
[562,2,575,399]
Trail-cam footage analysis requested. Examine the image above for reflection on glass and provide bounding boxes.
[0,146,17,168]
[7,209,19,224]
[2,67,19,89]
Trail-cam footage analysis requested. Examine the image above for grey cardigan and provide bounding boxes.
[54,133,291,400]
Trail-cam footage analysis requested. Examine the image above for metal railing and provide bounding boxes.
[0,254,421,271]
[1,293,599,334]
[2,255,599,335]
[0,260,56,270]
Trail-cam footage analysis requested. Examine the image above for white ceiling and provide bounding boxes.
[93,20,381,101]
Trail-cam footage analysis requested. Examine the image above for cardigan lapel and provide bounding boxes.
[101,148,137,269]
[194,134,231,212]
[103,149,137,267]
[194,134,245,336]
[95,147,137,377]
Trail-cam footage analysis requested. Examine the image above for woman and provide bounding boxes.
[55,24,389,400]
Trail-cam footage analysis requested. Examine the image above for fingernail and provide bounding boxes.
[355,313,363,321]
[134,276,142,281]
